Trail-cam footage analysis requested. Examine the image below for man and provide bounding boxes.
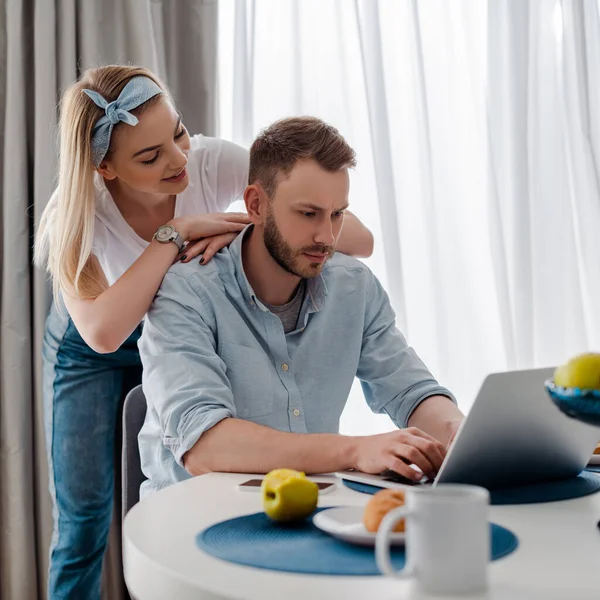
[138,116,464,496]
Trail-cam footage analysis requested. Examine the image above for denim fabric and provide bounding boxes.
[43,301,142,600]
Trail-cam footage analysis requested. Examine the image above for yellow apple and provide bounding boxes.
[554,353,600,390]
[262,468,319,522]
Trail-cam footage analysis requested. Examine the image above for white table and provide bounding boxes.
[123,472,600,600]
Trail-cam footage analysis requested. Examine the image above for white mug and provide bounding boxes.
[375,484,490,595]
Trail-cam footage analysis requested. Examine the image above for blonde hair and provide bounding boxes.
[34,65,168,301]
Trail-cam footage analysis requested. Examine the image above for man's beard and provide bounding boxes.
[263,209,334,278]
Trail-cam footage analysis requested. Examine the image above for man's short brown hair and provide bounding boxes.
[249,116,357,198]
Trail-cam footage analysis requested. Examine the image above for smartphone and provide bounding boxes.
[237,478,337,494]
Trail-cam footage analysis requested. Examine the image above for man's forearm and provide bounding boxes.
[183,418,359,476]
[407,395,464,447]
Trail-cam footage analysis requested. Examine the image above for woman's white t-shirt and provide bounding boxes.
[91,135,249,286]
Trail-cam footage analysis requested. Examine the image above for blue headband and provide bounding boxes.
[83,76,163,167]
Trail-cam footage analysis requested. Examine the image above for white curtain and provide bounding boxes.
[218,0,600,434]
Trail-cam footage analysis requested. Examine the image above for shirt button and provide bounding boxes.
[281,363,289,371]
[293,409,301,416]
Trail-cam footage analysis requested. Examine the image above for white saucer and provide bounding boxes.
[313,507,405,547]
[588,454,600,466]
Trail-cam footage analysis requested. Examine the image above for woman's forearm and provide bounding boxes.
[63,213,249,353]
[64,239,181,353]
[337,211,374,258]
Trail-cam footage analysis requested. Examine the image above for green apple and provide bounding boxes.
[261,468,318,522]
[554,353,600,390]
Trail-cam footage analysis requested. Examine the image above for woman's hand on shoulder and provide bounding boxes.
[171,212,249,241]
[173,211,250,265]
[177,231,240,265]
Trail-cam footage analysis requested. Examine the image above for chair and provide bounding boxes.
[122,384,148,519]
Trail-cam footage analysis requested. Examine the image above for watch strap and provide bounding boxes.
[171,231,185,252]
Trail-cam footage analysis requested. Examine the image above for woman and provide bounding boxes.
[35,65,373,599]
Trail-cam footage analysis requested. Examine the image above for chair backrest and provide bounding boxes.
[122,384,148,519]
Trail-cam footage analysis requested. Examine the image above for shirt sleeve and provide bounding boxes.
[203,137,249,212]
[138,271,236,466]
[356,271,456,428]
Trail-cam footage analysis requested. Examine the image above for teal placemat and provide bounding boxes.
[196,507,518,575]
[342,471,600,505]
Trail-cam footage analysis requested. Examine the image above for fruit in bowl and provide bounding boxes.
[261,468,319,522]
[554,353,600,390]
[545,353,600,427]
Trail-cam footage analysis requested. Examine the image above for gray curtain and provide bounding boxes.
[0,1,218,599]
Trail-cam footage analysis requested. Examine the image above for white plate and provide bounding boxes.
[313,506,405,547]
[588,454,600,466]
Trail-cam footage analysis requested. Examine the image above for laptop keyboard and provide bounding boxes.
[381,470,433,486]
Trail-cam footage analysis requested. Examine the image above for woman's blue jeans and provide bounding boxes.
[43,302,142,599]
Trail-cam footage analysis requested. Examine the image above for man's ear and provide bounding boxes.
[96,161,117,181]
[244,184,269,225]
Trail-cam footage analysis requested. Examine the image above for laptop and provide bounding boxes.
[337,367,600,491]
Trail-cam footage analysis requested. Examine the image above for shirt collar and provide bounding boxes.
[229,225,328,312]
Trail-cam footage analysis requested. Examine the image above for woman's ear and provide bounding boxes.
[96,161,117,180]
[244,184,268,225]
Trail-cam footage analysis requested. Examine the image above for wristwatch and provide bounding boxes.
[153,223,185,252]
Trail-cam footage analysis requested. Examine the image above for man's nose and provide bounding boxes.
[314,219,335,247]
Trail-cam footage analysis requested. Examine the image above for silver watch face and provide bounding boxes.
[155,224,175,242]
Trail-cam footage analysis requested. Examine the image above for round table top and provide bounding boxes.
[123,472,600,600]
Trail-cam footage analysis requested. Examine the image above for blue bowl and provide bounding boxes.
[544,380,600,427]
